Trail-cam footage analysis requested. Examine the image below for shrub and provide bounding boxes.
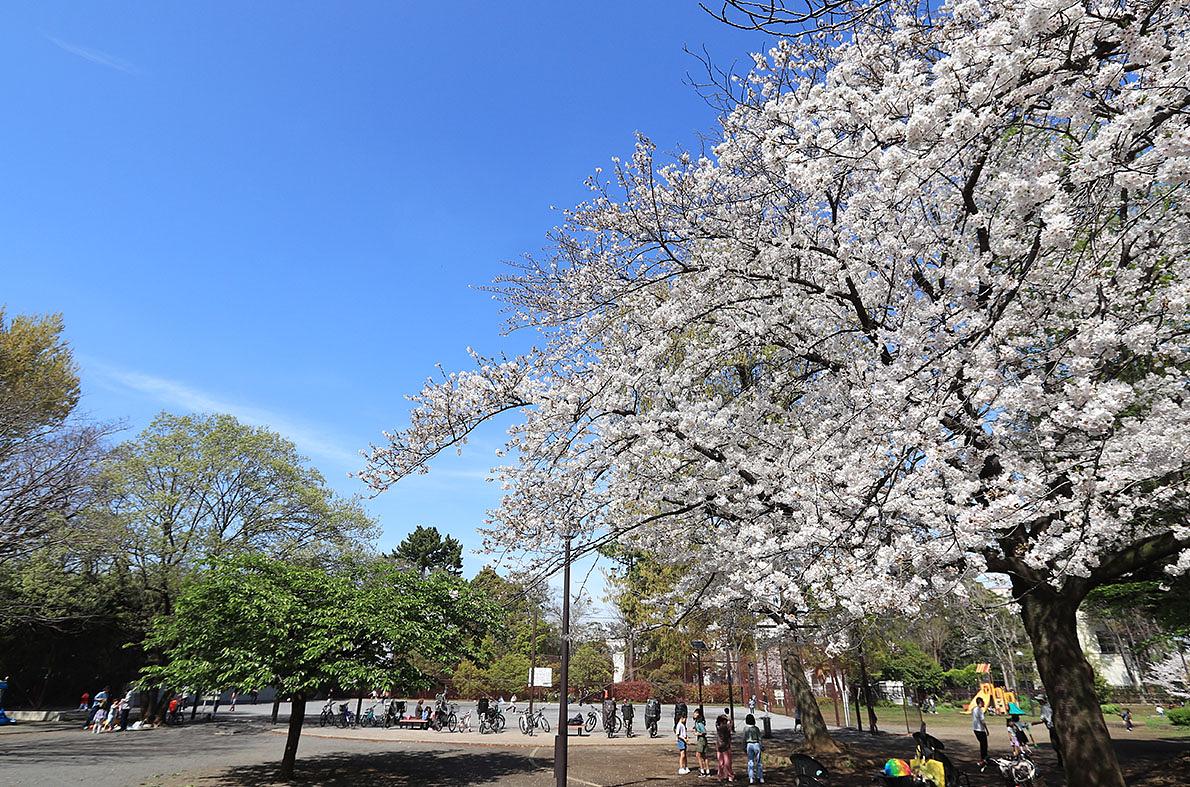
[1167,707,1190,727]
[609,681,653,702]
[1100,702,1122,716]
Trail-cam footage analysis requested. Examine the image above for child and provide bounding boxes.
[676,713,690,775]
[91,705,106,734]
[1006,714,1030,756]
[744,713,764,784]
[694,708,711,777]
[1122,708,1134,731]
[716,713,734,782]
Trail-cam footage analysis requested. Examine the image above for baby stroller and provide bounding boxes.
[875,730,969,787]
[644,698,661,737]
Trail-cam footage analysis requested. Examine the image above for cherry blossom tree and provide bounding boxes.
[362,2,1189,783]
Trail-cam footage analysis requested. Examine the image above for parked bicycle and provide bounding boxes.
[361,701,383,727]
[477,698,505,734]
[519,707,551,735]
[454,709,474,733]
[318,700,336,727]
[336,702,356,728]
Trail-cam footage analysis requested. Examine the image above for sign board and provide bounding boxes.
[530,667,553,688]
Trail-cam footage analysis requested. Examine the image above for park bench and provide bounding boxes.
[393,718,431,730]
[566,719,586,736]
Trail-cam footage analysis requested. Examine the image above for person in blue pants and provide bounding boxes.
[744,713,764,784]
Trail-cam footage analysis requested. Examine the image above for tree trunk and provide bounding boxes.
[783,647,841,754]
[1018,588,1126,787]
[271,695,281,725]
[280,692,306,781]
[857,643,878,733]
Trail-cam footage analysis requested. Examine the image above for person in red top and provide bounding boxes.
[168,696,181,724]
[79,692,90,710]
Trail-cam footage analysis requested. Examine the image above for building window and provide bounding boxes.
[1096,630,1118,655]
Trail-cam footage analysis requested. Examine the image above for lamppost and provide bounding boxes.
[691,640,707,715]
[554,535,573,787]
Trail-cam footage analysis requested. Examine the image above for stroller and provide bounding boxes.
[644,698,661,737]
[875,729,970,787]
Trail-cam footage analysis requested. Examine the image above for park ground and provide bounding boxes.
[1,704,1188,786]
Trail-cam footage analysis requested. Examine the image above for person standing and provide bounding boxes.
[972,697,989,772]
[78,692,90,710]
[675,712,690,775]
[716,713,734,782]
[694,708,711,777]
[1038,696,1063,766]
[743,714,763,784]
[229,691,238,712]
[622,700,634,738]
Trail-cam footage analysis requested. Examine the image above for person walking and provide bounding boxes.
[972,697,990,772]
[676,712,690,775]
[229,691,237,712]
[1122,708,1134,731]
[743,714,764,784]
[694,708,711,777]
[716,712,734,781]
[622,700,635,737]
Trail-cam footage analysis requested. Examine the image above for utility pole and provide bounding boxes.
[554,535,572,787]
[528,605,539,724]
[725,645,735,731]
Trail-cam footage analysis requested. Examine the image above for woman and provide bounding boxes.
[743,714,763,784]
[716,713,734,781]
[972,697,989,772]
[675,712,690,775]
[694,708,711,777]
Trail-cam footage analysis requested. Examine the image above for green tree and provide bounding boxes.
[0,308,106,563]
[569,643,613,696]
[451,659,488,698]
[485,653,531,697]
[101,412,376,616]
[142,554,491,780]
[879,644,944,700]
[389,524,463,577]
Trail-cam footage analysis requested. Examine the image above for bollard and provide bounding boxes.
[762,715,772,739]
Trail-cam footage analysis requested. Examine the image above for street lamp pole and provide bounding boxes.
[692,640,707,716]
[554,535,573,787]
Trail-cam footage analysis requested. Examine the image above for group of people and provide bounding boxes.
[79,687,134,733]
[971,694,1063,771]
[675,708,764,784]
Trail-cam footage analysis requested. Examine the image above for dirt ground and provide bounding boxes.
[6,710,1188,786]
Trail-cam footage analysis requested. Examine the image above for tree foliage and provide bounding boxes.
[0,308,106,563]
[389,524,463,577]
[142,553,492,778]
[101,412,376,615]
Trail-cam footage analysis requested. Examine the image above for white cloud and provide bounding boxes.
[47,36,138,74]
[88,361,358,467]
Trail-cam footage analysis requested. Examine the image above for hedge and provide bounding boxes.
[1168,707,1190,726]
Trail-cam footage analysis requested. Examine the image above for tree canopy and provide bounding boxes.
[389,524,463,577]
[142,553,492,779]
[359,3,1190,784]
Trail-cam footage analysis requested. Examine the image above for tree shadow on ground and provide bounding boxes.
[178,748,550,786]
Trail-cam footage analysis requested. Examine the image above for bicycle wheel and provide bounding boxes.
[519,714,530,734]
[541,716,551,733]
[448,713,458,732]
[584,713,596,732]
[495,713,506,732]
[319,712,329,728]
[612,714,621,733]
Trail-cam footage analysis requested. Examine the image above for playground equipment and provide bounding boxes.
[962,664,1017,715]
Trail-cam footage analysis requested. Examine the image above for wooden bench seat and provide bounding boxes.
[395,718,431,730]
[566,723,585,736]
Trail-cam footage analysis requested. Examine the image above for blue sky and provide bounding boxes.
[2,1,767,583]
